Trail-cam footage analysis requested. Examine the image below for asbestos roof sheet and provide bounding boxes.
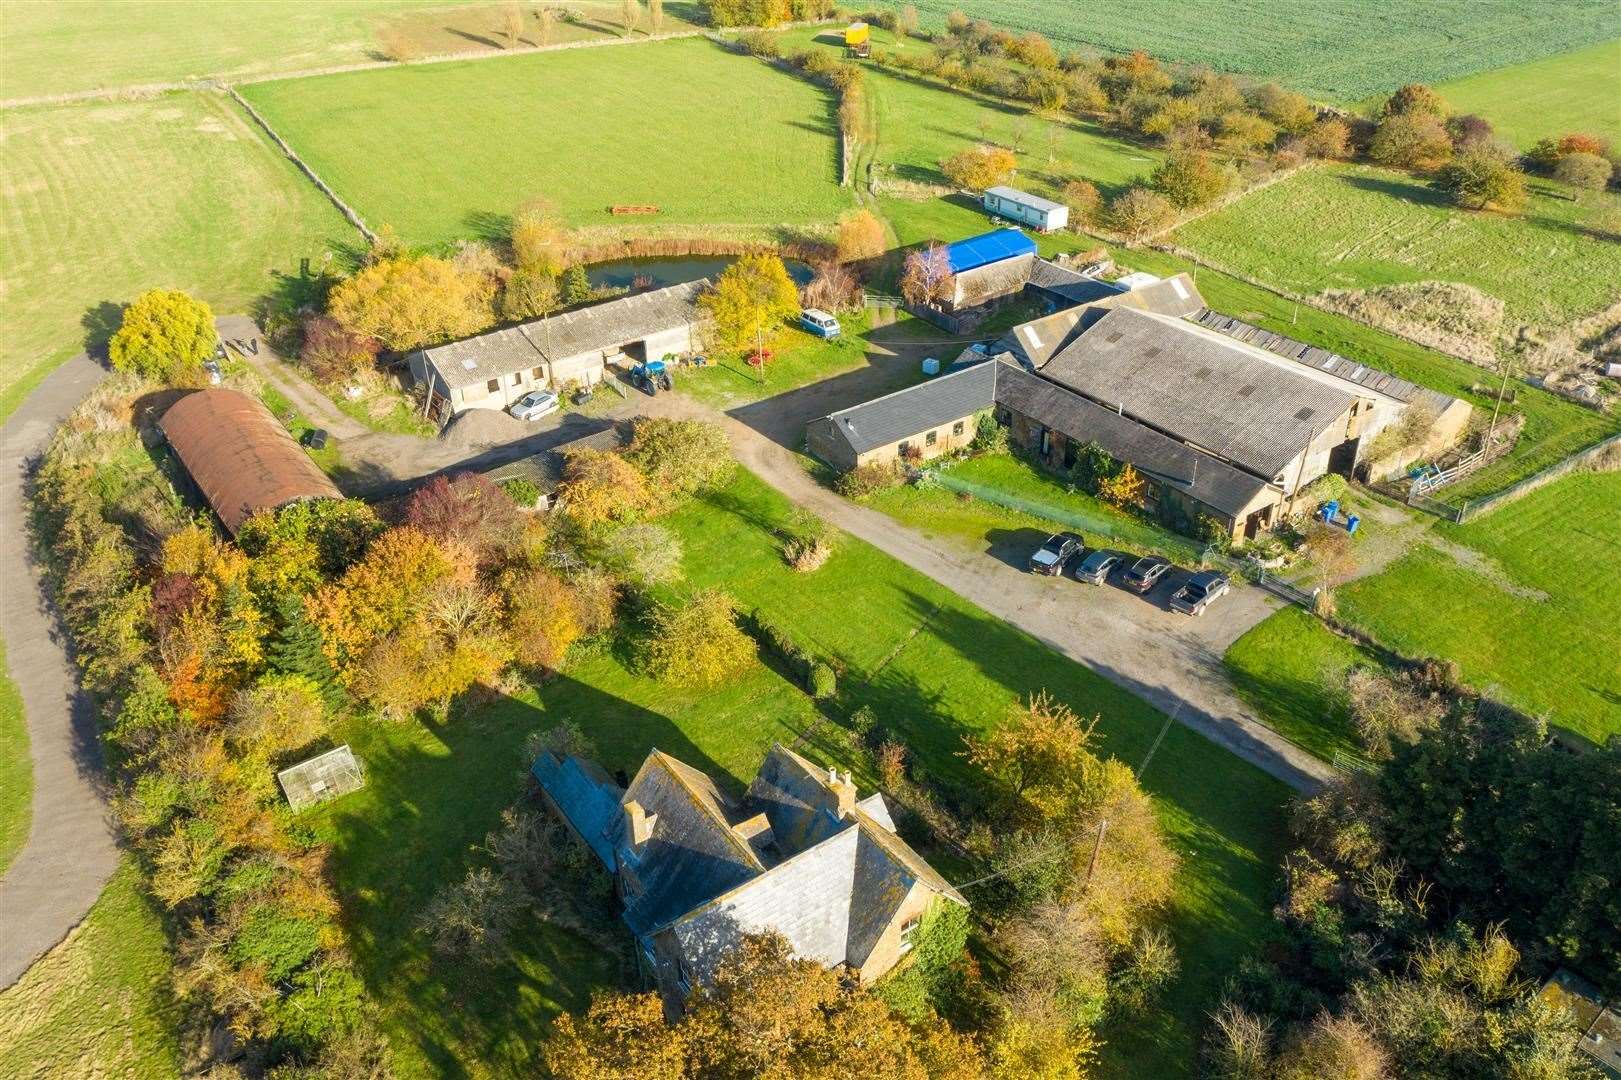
[822,360,996,455]
[1190,308,1459,414]
[1041,308,1355,478]
[158,389,340,534]
[425,279,707,390]
[945,228,1037,273]
[997,361,1274,517]
[1008,273,1207,367]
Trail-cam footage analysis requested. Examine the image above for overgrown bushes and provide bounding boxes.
[835,459,905,497]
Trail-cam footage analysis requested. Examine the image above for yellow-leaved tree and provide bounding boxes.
[698,252,799,358]
[327,254,494,352]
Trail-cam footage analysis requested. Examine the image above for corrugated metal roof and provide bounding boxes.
[985,185,1066,214]
[822,360,997,455]
[1008,273,1207,368]
[158,389,341,534]
[945,228,1037,273]
[1041,308,1356,479]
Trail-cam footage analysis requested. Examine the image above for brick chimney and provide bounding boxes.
[624,799,656,847]
[831,769,856,818]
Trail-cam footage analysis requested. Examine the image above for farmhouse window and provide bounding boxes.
[511,372,522,386]
[898,440,911,456]
[486,379,500,393]
[1039,428,1051,457]
[532,367,545,380]
[953,420,965,436]
[899,915,922,955]
[925,430,938,446]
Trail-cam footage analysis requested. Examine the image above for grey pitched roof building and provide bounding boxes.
[1025,258,1125,306]
[421,279,709,392]
[1041,307,1357,479]
[532,742,965,1004]
[480,423,628,509]
[816,360,996,457]
[1006,272,1208,368]
[995,361,1274,517]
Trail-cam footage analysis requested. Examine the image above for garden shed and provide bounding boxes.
[942,228,1038,311]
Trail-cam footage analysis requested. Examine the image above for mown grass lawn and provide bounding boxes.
[0,0,708,100]
[240,37,854,246]
[1340,470,1621,745]
[320,466,1288,1077]
[1173,163,1621,331]
[0,92,355,422]
[0,859,180,1078]
[0,642,29,878]
[1430,39,1621,148]
[1223,607,1383,765]
[868,451,1206,561]
[895,0,1621,102]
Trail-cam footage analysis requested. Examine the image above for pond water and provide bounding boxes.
[585,254,814,290]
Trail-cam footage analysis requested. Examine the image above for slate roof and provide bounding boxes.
[159,389,341,534]
[821,360,996,455]
[944,228,1037,273]
[1026,258,1126,305]
[425,279,708,390]
[1041,308,1356,479]
[985,185,1065,214]
[532,751,624,867]
[1006,272,1207,368]
[996,361,1275,517]
[670,745,964,979]
[1190,309,1459,415]
[618,751,765,938]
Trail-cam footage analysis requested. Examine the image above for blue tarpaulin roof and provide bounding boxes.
[945,228,1037,273]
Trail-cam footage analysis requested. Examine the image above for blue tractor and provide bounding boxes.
[630,358,674,396]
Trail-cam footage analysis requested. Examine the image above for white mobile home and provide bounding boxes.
[983,186,1069,232]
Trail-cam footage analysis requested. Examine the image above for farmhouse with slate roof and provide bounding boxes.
[407,279,708,419]
[533,742,966,1013]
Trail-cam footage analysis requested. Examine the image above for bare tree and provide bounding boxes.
[648,0,663,34]
[899,243,953,307]
[621,0,638,36]
[535,4,556,45]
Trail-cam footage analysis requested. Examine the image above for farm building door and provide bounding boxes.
[1328,437,1359,477]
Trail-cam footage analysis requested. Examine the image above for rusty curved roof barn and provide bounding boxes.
[159,389,341,534]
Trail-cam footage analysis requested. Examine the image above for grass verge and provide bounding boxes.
[0,645,29,877]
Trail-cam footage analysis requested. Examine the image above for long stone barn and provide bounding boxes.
[808,281,1469,543]
[407,279,708,419]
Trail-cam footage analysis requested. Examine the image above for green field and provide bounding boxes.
[0,92,355,421]
[1174,163,1621,334]
[900,0,1621,101]
[1224,607,1381,764]
[1432,39,1621,148]
[877,193,1619,498]
[867,452,1205,561]
[0,644,28,877]
[1339,470,1621,745]
[0,859,179,1078]
[239,37,854,246]
[319,467,1288,1077]
[0,1,709,101]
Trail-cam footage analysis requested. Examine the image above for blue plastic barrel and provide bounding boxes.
[1346,514,1361,535]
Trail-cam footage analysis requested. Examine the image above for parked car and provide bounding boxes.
[799,309,841,339]
[508,389,560,421]
[1120,555,1172,593]
[1029,532,1084,576]
[1073,550,1121,585]
[1169,571,1230,615]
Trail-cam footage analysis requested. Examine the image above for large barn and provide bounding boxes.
[159,389,341,535]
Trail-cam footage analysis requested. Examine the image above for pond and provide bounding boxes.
[585,254,814,290]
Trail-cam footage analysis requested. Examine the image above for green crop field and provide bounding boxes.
[1340,470,1621,745]
[0,92,355,421]
[239,37,854,246]
[899,0,1621,101]
[1173,162,1621,334]
[0,1,708,101]
[1433,39,1621,148]
[314,467,1288,1077]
